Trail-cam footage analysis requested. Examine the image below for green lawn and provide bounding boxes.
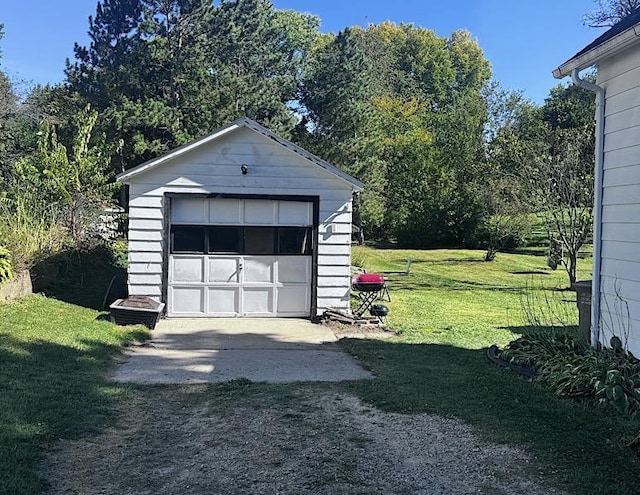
[3,247,640,495]
[354,246,589,345]
[343,247,640,495]
[0,295,148,494]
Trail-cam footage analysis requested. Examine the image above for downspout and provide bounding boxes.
[571,68,605,348]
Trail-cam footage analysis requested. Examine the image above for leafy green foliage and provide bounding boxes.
[14,105,119,243]
[0,245,12,284]
[501,332,589,368]
[108,239,129,270]
[0,24,22,190]
[540,348,640,416]
[299,24,491,246]
[486,83,595,285]
[502,333,640,416]
[0,194,68,271]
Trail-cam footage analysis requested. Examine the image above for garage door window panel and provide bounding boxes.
[278,227,311,255]
[171,226,205,253]
[209,226,241,253]
[244,227,275,254]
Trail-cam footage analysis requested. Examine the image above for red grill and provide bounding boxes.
[352,273,385,292]
[352,273,388,318]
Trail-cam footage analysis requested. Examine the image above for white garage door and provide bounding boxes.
[168,198,313,317]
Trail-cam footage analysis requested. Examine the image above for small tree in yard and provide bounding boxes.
[529,126,594,287]
[482,176,532,262]
[16,104,120,244]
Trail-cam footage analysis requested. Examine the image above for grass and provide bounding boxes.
[342,246,640,495]
[4,245,639,494]
[354,246,587,345]
[0,295,148,494]
[0,196,68,272]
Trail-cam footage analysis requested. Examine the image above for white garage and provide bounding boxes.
[117,118,363,318]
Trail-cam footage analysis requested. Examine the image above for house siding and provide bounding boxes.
[597,46,640,355]
[126,126,354,315]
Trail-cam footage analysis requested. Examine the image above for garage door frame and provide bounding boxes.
[162,192,320,317]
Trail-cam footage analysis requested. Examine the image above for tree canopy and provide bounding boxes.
[584,0,640,27]
[66,0,319,169]
[0,2,598,259]
[298,23,492,245]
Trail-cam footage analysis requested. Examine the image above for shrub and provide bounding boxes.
[501,333,640,416]
[539,347,640,416]
[501,331,588,368]
[0,246,12,285]
[108,239,129,269]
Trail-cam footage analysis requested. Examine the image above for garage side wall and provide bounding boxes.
[598,46,640,355]
[125,127,354,315]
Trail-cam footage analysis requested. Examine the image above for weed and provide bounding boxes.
[0,245,12,284]
[0,194,69,271]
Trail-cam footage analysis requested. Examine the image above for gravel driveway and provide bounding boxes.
[40,384,564,494]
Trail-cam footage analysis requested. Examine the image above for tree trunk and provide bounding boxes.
[567,252,578,288]
[485,246,497,262]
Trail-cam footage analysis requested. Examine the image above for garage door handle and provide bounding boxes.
[238,261,243,270]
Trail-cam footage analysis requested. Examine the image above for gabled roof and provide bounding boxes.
[116,117,364,191]
[554,8,640,78]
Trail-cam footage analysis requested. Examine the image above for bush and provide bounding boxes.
[0,246,12,285]
[501,333,640,416]
[501,331,588,368]
[396,191,486,248]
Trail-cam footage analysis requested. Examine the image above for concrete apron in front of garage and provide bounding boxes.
[111,318,372,384]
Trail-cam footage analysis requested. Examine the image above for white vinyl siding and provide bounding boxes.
[126,126,355,316]
[597,46,640,355]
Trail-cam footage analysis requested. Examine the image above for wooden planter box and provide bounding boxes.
[110,296,165,329]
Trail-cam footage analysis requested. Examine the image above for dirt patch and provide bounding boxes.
[41,385,564,494]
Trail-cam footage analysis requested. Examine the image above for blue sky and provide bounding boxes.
[1,1,605,103]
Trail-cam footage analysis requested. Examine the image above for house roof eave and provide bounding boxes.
[553,12,640,79]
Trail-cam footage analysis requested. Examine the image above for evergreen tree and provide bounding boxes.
[66,0,319,169]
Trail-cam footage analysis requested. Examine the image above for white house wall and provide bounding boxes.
[597,45,640,355]
[126,127,354,315]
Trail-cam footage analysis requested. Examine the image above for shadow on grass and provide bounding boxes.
[31,246,126,311]
[0,330,146,494]
[339,339,640,495]
[383,276,527,293]
[507,247,548,257]
[511,270,550,275]
[390,257,486,265]
[502,325,581,337]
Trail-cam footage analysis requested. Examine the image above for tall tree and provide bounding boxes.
[528,126,594,286]
[66,0,319,169]
[584,0,640,27]
[488,82,595,284]
[299,23,491,245]
[0,24,20,187]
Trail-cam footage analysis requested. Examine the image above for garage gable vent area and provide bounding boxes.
[117,119,362,318]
